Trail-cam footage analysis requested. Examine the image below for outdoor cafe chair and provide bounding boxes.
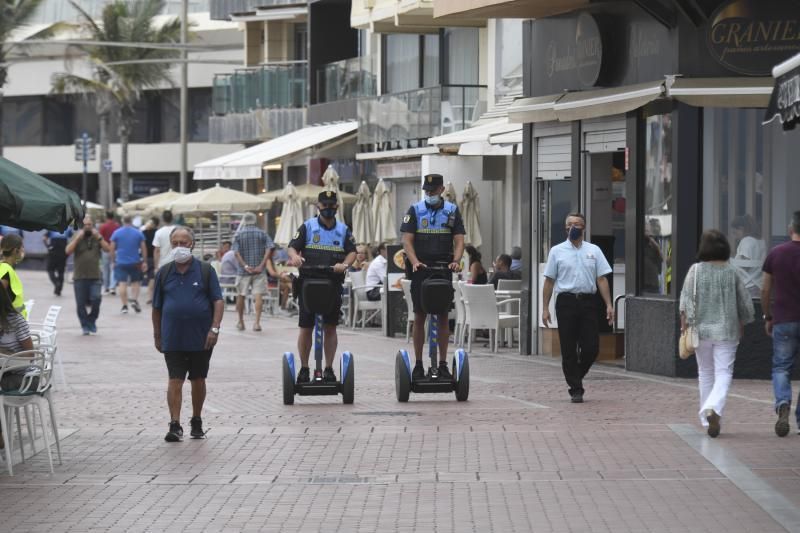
[401,279,415,343]
[453,282,467,347]
[27,305,65,388]
[460,284,520,353]
[349,270,382,329]
[0,349,60,475]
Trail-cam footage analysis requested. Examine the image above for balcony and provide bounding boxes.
[357,84,487,152]
[210,0,302,20]
[210,63,307,144]
[317,56,377,104]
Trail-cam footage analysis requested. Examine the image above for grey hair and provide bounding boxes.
[241,212,257,226]
[122,214,133,225]
[169,225,195,244]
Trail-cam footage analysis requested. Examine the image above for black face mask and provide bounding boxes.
[320,207,337,219]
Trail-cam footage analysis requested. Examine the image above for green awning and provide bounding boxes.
[0,157,83,231]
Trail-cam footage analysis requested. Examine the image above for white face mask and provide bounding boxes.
[173,246,193,264]
[425,193,442,205]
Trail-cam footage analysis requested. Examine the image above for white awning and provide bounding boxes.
[508,94,564,123]
[194,121,358,181]
[427,118,521,147]
[230,6,307,22]
[553,81,665,122]
[667,77,773,108]
[774,52,800,78]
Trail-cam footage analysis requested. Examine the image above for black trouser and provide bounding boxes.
[555,292,600,396]
[47,251,67,294]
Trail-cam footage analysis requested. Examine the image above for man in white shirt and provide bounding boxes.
[152,210,176,269]
[365,243,387,301]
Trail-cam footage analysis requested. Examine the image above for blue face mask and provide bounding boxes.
[568,225,584,241]
[320,207,337,219]
[425,194,442,206]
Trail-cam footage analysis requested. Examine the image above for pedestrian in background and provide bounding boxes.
[99,212,119,295]
[365,243,388,300]
[0,234,28,319]
[680,230,754,438]
[761,210,800,437]
[541,213,614,403]
[465,245,487,285]
[142,217,159,304]
[510,246,522,272]
[233,212,274,332]
[110,215,147,314]
[152,226,223,442]
[490,253,520,289]
[43,227,73,296]
[66,215,110,335]
[152,210,176,271]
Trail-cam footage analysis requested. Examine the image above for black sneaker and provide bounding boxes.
[323,367,337,383]
[437,362,453,380]
[165,421,183,442]
[571,393,584,404]
[297,367,310,384]
[130,300,141,313]
[190,416,205,438]
[776,404,790,437]
[121,305,128,314]
[412,361,425,381]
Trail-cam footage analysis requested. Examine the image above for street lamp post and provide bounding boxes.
[179,0,188,194]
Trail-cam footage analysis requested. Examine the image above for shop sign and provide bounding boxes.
[765,63,800,129]
[538,13,603,90]
[707,0,800,76]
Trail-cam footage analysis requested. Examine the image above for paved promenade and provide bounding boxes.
[2,271,800,532]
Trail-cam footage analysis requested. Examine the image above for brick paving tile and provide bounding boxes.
[0,272,796,532]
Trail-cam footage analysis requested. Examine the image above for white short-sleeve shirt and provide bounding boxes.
[152,225,176,268]
[543,239,612,294]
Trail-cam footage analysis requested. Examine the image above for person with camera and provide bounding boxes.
[66,215,111,335]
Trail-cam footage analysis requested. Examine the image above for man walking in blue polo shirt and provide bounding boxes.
[152,226,223,442]
[110,215,147,314]
[542,213,614,403]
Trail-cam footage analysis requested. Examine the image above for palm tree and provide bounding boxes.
[52,0,182,203]
[0,0,62,156]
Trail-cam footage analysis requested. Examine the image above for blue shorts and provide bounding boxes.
[114,263,143,283]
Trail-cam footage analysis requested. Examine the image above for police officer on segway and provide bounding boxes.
[287,191,357,384]
[400,173,466,381]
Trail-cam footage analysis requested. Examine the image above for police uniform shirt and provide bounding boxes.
[400,200,466,264]
[543,239,612,294]
[288,216,357,267]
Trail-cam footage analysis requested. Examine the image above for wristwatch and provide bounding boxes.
[210,327,220,335]
[763,314,773,321]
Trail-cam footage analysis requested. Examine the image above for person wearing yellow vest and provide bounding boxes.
[0,234,27,319]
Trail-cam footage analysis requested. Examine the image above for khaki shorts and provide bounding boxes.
[236,271,267,295]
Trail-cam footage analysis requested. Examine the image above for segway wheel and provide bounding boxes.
[282,353,295,405]
[341,352,355,404]
[395,351,411,402]
[454,350,469,402]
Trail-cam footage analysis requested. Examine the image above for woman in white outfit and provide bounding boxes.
[680,230,754,438]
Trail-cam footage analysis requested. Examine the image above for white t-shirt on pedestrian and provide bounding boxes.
[366,254,387,287]
[153,225,176,268]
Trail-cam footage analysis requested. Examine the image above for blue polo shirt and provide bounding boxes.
[153,260,223,352]
[111,225,145,265]
[543,239,612,294]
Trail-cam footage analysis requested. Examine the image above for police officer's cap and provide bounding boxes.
[318,190,338,204]
[422,173,444,191]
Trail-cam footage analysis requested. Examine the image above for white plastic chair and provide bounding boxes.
[453,282,467,347]
[461,284,520,352]
[496,279,522,292]
[400,279,415,343]
[349,270,382,329]
[0,349,60,475]
[23,299,34,321]
[27,305,64,388]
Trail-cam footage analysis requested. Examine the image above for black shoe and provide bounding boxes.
[130,300,141,313]
[297,367,310,384]
[571,393,584,404]
[323,367,337,383]
[412,361,425,381]
[121,305,128,314]
[776,404,790,437]
[437,362,453,380]
[190,416,205,438]
[165,421,183,442]
[706,410,721,438]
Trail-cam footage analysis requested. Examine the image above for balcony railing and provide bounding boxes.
[316,56,377,104]
[212,63,307,116]
[357,84,487,149]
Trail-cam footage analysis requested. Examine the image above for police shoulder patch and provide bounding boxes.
[293,231,300,240]
[403,214,410,223]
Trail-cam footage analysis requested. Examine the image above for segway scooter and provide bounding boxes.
[282,265,354,405]
[395,264,469,402]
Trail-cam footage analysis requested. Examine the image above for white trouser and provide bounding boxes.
[696,339,738,426]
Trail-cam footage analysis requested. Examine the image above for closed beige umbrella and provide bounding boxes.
[321,165,345,223]
[292,182,357,205]
[460,180,482,248]
[120,189,184,214]
[168,184,271,214]
[371,178,397,244]
[444,181,458,204]
[274,182,305,246]
[352,181,372,245]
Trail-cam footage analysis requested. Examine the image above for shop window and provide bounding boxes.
[642,113,673,296]
[703,109,800,299]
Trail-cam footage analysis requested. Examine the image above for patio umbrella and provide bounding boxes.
[321,165,345,222]
[274,182,305,246]
[371,178,397,244]
[167,184,271,214]
[351,181,372,245]
[460,180,482,248]
[444,181,458,204]
[119,189,184,214]
[292,182,357,205]
[0,156,82,231]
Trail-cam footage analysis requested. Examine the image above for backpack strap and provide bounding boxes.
[200,261,211,296]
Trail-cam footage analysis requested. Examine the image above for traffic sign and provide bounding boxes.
[102,159,113,172]
[74,134,96,161]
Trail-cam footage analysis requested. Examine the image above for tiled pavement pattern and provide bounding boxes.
[2,272,799,532]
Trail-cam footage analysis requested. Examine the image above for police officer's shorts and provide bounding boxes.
[409,268,453,315]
